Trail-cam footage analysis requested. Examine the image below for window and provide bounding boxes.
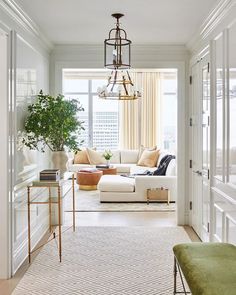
[160,72,177,152]
[63,70,119,151]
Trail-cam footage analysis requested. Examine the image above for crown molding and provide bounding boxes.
[186,0,236,52]
[0,0,53,51]
[53,43,189,55]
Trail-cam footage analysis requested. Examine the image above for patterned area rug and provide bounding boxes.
[64,189,176,212]
[13,227,190,295]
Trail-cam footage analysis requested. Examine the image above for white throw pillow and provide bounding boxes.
[110,150,121,164]
[166,159,176,176]
[120,150,139,163]
[86,148,106,165]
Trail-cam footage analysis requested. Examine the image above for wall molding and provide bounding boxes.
[187,0,236,53]
[53,43,189,57]
[0,0,53,51]
[13,218,48,273]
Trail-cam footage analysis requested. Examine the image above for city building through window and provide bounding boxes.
[63,70,119,151]
[63,69,177,151]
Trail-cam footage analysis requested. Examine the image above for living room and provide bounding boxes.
[1,0,236,294]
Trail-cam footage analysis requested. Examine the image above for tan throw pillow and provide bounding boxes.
[138,145,157,159]
[86,148,106,165]
[74,150,90,164]
[137,149,160,167]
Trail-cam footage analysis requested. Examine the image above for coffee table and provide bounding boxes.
[76,170,103,190]
[97,166,117,175]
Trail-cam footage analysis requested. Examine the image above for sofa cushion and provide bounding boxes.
[110,150,121,164]
[166,159,176,176]
[67,164,95,172]
[138,149,160,167]
[120,149,139,164]
[98,175,135,192]
[130,165,157,175]
[74,149,90,164]
[113,163,136,173]
[86,148,106,165]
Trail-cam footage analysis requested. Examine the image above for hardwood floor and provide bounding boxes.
[64,211,177,227]
[0,211,199,295]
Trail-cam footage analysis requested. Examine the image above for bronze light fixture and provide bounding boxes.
[97,70,141,100]
[98,13,141,101]
[104,13,131,70]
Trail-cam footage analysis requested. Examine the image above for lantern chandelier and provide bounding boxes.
[98,13,141,100]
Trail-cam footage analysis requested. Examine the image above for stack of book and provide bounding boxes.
[96,164,110,169]
[39,169,60,181]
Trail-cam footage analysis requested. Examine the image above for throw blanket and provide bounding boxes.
[153,155,175,175]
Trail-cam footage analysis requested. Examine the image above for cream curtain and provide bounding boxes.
[140,72,161,147]
[119,72,140,149]
[119,72,161,149]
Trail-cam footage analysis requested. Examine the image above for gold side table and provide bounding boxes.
[27,173,75,263]
[147,187,170,205]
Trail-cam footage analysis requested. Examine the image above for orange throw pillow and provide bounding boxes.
[74,150,90,164]
[138,145,157,159]
[137,149,160,167]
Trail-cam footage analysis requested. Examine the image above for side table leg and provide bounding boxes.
[58,186,62,262]
[27,186,31,263]
[72,173,75,232]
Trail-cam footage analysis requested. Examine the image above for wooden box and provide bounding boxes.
[147,187,170,204]
[40,169,60,181]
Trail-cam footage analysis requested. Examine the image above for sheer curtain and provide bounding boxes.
[119,72,161,149]
[119,72,140,149]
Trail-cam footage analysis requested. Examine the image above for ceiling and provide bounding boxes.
[16,0,219,45]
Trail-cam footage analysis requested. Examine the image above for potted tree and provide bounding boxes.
[21,90,84,174]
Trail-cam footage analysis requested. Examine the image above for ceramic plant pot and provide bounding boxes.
[51,151,68,175]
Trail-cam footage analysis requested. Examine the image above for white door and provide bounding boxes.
[190,55,210,241]
[201,58,210,242]
[191,61,202,237]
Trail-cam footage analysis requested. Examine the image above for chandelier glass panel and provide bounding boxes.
[98,13,141,100]
[104,13,131,70]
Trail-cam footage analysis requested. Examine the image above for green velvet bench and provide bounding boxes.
[173,243,236,295]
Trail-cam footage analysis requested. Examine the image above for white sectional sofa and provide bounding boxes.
[67,149,175,175]
[98,175,177,202]
[67,149,177,202]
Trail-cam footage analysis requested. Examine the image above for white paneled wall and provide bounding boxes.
[189,0,236,243]
[11,33,50,273]
[212,189,236,243]
[0,0,51,277]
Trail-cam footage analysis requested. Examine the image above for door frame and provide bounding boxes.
[0,24,13,279]
[189,51,211,240]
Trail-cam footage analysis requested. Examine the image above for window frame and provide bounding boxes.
[63,73,119,150]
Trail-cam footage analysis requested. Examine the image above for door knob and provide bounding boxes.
[193,170,202,176]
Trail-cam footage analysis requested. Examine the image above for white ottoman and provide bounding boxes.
[98,175,136,202]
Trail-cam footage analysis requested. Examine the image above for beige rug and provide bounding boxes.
[13,226,190,295]
[64,189,176,212]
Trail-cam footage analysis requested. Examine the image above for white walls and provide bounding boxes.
[12,33,50,273]
[0,0,51,278]
[188,0,236,243]
[50,44,190,225]
[0,28,10,279]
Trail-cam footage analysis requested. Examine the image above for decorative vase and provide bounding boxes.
[51,151,68,176]
[106,159,110,167]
